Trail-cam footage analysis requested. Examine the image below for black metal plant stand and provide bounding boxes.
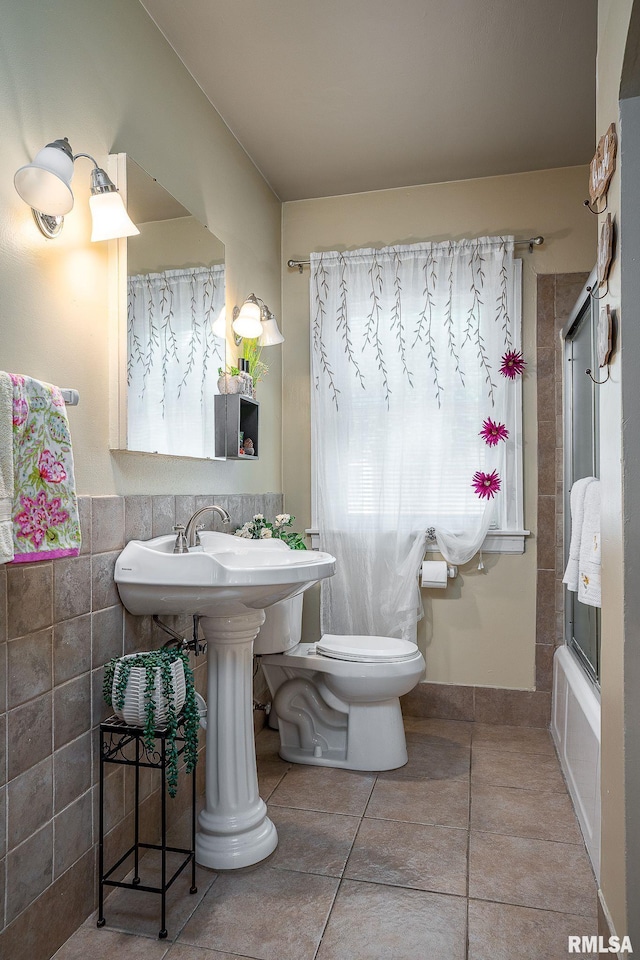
[97,714,197,939]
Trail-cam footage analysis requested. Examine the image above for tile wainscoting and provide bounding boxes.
[0,492,282,960]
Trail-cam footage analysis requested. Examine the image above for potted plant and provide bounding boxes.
[234,512,307,550]
[217,365,244,394]
[242,338,269,397]
[103,647,200,797]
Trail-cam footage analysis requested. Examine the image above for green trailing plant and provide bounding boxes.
[242,337,269,390]
[103,648,199,798]
[234,512,307,550]
[218,364,240,377]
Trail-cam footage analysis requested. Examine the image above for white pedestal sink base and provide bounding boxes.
[196,611,278,870]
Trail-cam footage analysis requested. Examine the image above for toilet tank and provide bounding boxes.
[254,593,304,654]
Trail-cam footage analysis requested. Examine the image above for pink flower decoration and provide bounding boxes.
[12,398,28,427]
[15,491,69,548]
[472,470,501,500]
[499,350,526,379]
[38,449,67,484]
[479,418,509,447]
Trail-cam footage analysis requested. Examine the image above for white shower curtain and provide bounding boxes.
[310,238,518,642]
[127,265,225,458]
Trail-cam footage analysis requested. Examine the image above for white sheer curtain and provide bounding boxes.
[127,265,225,458]
[310,238,518,642]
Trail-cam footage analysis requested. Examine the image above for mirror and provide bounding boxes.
[112,156,226,459]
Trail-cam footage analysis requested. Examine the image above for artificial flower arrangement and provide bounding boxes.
[471,350,526,501]
[103,647,200,798]
[234,513,307,550]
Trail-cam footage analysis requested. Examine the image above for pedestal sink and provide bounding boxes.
[114,531,335,870]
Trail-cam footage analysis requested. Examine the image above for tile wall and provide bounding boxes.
[0,491,282,960]
[402,272,589,726]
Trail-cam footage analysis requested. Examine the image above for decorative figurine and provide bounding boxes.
[243,438,254,456]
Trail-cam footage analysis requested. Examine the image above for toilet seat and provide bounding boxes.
[316,634,420,663]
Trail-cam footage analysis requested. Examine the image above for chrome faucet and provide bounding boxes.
[184,504,231,548]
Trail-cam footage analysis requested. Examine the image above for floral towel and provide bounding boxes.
[9,374,81,562]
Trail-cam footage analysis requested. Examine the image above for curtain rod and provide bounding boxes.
[287,236,544,272]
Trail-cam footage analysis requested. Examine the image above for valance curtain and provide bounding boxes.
[127,265,225,458]
[310,238,518,642]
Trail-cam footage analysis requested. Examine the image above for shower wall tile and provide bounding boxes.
[53,732,92,814]
[53,789,93,879]
[151,495,176,537]
[7,691,53,779]
[53,673,91,750]
[54,614,91,685]
[6,562,53,639]
[91,497,125,554]
[76,496,92,556]
[7,627,53,708]
[91,605,124,668]
[124,496,153,542]
[7,756,53,850]
[175,495,197,527]
[0,786,5,859]
[91,552,119,611]
[0,564,7,643]
[53,555,91,623]
[5,821,53,924]
[0,714,5,788]
[1,848,94,960]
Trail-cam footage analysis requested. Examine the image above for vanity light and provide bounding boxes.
[14,137,139,241]
[259,311,284,346]
[232,293,284,346]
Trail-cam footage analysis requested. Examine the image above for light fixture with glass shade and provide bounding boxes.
[232,293,284,346]
[14,137,139,241]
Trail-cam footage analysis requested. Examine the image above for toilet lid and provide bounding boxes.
[316,634,419,663]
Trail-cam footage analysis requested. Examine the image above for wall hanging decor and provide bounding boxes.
[585,123,617,214]
[588,213,615,300]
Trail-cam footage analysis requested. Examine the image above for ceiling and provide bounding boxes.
[139,0,597,202]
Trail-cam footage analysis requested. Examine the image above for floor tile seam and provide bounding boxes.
[470,746,560,764]
[341,809,372,878]
[379,773,471,784]
[267,801,372,817]
[363,812,469,829]
[470,828,596,858]
[467,824,583,845]
[338,874,469,901]
[164,872,220,945]
[311,874,344,960]
[469,775,569,795]
[268,802,362,823]
[465,891,597,919]
[466,895,600,920]
[357,815,470,835]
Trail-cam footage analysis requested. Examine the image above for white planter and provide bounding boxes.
[217,374,243,395]
[111,654,186,727]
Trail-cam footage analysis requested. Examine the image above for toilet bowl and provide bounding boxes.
[255,595,425,771]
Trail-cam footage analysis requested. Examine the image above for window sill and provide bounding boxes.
[305,528,531,554]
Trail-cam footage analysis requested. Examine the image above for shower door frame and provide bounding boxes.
[561,267,601,687]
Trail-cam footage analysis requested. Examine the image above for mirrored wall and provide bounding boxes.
[111,155,227,459]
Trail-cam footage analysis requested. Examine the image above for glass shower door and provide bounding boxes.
[562,279,600,684]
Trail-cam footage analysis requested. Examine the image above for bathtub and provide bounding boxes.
[551,644,601,880]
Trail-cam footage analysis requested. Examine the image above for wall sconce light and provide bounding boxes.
[14,137,140,241]
[232,293,284,347]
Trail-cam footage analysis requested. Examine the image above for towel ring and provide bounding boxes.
[586,367,610,385]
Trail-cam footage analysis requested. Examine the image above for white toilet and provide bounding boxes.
[255,594,425,771]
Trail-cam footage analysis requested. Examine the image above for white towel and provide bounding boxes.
[562,477,596,592]
[0,371,15,564]
[578,479,601,608]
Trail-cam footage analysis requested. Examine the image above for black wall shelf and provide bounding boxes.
[215,394,259,459]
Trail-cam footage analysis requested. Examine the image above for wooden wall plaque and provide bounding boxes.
[597,213,614,288]
[597,304,613,368]
[589,123,617,206]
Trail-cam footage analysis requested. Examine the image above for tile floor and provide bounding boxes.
[54,718,598,960]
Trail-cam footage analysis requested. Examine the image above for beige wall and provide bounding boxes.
[596,0,634,939]
[0,0,282,497]
[282,167,595,688]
